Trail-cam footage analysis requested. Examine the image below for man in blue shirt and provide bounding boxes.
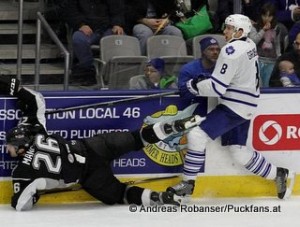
[178,37,221,100]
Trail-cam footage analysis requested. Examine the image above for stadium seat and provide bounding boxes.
[97,35,148,89]
[146,35,193,77]
[146,35,190,58]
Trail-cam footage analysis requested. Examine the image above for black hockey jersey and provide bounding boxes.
[10,88,86,211]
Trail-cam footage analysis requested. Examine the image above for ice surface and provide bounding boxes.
[0,197,299,227]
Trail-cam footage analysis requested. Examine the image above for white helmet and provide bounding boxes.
[225,14,252,37]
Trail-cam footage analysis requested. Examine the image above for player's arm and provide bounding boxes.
[11,178,46,211]
[12,176,67,211]
[178,65,210,99]
[16,87,47,133]
[187,50,237,97]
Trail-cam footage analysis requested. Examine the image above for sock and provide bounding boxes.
[244,151,277,180]
[183,149,205,181]
[141,189,152,205]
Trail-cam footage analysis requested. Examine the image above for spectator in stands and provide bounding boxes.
[269,0,300,30]
[125,0,183,55]
[129,58,177,89]
[175,0,212,54]
[174,0,209,20]
[177,37,220,100]
[65,0,125,86]
[44,0,68,44]
[287,21,300,51]
[248,2,280,87]
[278,60,300,87]
[212,0,237,33]
[269,31,300,87]
[242,0,271,22]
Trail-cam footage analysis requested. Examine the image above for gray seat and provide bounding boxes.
[97,35,148,89]
[146,35,190,58]
[146,35,193,77]
[162,56,194,77]
[192,34,226,58]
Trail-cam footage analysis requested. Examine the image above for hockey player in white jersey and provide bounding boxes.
[167,14,295,199]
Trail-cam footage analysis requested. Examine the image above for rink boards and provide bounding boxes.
[1,89,300,204]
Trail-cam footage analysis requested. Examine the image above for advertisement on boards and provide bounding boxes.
[0,91,207,178]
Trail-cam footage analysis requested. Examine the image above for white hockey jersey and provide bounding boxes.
[196,37,260,119]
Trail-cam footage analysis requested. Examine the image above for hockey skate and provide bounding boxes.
[275,167,296,199]
[150,191,181,206]
[166,180,195,197]
[141,115,203,144]
[164,115,203,135]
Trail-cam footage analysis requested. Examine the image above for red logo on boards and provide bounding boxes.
[253,114,300,151]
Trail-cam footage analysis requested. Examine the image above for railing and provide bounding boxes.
[35,11,70,90]
[16,0,24,80]
[16,0,70,90]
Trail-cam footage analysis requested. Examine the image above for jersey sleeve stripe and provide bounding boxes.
[212,82,224,96]
[211,75,229,88]
[220,96,258,107]
[226,88,260,98]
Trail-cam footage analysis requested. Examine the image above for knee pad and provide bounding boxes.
[228,145,253,166]
[187,127,209,151]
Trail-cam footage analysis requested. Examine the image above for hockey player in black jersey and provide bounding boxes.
[1,76,201,211]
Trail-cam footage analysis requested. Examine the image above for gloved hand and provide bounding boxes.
[0,75,20,96]
[186,74,210,96]
[186,77,200,96]
[178,72,210,99]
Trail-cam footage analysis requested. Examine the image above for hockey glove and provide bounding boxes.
[186,77,200,96]
[178,70,210,99]
[186,74,209,97]
[0,75,20,96]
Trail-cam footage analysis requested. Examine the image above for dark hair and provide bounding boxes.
[256,2,277,29]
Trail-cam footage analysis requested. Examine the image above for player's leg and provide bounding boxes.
[229,145,295,199]
[225,121,295,199]
[124,186,181,206]
[167,105,248,197]
[141,115,204,144]
[166,126,208,196]
[82,131,144,161]
[83,115,203,162]
[81,159,180,206]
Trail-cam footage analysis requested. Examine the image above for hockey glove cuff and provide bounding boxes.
[0,75,20,96]
[186,78,199,96]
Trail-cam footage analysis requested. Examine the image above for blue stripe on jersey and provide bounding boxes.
[220,96,258,107]
[211,76,228,88]
[212,82,224,96]
[226,88,260,98]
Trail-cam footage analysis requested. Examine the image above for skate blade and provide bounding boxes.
[283,171,296,199]
[173,194,192,204]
